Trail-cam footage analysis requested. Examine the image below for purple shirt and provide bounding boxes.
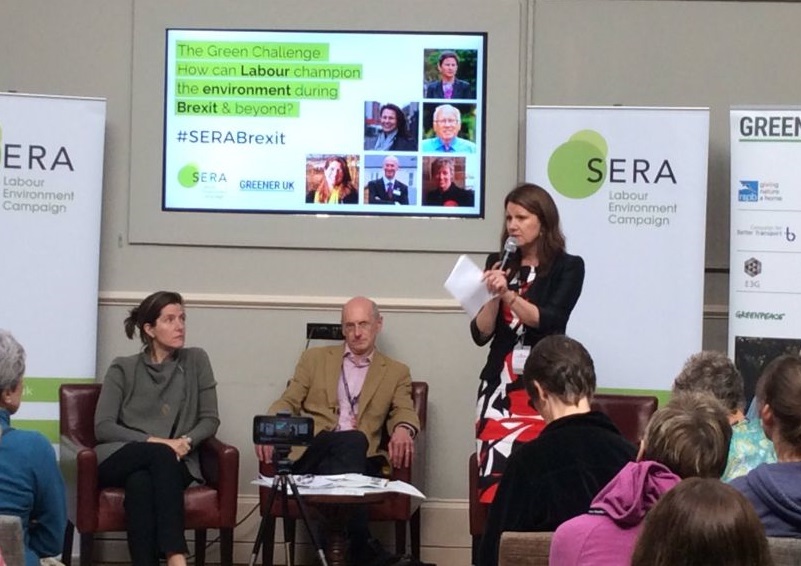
[337,346,373,430]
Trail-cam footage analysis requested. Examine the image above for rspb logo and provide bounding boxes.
[738,180,759,202]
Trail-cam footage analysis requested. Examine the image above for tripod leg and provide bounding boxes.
[249,479,282,566]
[280,477,295,566]
[286,476,329,566]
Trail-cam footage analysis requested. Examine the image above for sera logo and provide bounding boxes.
[177,163,227,188]
[547,130,676,199]
[0,123,75,171]
[738,180,759,202]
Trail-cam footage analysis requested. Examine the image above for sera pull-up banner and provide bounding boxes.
[526,106,709,393]
[729,107,801,404]
[0,93,106,442]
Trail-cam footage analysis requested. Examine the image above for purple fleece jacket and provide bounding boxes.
[549,461,680,566]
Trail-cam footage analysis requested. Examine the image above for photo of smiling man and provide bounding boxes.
[421,103,477,154]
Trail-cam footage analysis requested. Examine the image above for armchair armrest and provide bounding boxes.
[59,435,99,532]
[259,460,276,478]
[199,437,240,527]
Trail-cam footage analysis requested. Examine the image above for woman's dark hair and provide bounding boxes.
[124,291,184,348]
[379,103,410,138]
[438,50,459,65]
[523,335,595,405]
[500,183,566,275]
[631,477,774,566]
[756,354,801,448]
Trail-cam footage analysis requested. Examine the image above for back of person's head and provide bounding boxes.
[641,392,732,478]
[631,477,774,566]
[672,351,744,414]
[0,329,26,395]
[756,354,801,448]
[523,335,595,405]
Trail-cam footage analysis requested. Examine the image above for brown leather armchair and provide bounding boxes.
[469,393,658,562]
[59,383,239,566]
[257,381,428,565]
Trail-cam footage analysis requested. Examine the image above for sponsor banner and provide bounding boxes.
[0,92,106,437]
[730,107,801,402]
[526,106,709,391]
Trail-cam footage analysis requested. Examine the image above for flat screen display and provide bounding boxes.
[163,29,487,217]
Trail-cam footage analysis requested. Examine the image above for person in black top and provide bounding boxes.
[478,335,636,566]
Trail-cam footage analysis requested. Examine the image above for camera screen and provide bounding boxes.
[253,414,314,446]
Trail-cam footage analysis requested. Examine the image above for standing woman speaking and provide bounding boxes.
[471,183,585,505]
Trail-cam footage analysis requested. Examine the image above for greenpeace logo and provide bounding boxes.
[735,311,785,321]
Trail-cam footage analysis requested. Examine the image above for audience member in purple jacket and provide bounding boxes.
[732,354,801,537]
[550,392,733,566]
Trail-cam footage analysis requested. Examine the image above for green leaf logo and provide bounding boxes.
[178,163,199,188]
[547,130,608,199]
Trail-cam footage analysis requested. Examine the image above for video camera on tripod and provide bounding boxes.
[250,413,328,566]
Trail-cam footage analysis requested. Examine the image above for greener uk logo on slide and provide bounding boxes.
[548,130,608,199]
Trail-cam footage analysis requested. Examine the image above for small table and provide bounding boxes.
[303,492,387,566]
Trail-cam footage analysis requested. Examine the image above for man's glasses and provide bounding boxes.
[343,321,372,334]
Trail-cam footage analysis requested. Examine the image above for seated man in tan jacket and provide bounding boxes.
[255,296,420,566]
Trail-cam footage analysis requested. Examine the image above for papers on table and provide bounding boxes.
[443,254,493,318]
[252,473,426,499]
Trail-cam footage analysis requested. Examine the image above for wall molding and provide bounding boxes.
[99,291,729,318]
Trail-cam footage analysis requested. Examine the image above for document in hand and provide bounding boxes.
[444,254,494,318]
[252,473,426,498]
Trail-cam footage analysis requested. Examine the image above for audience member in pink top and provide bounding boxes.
[549,392,733,566]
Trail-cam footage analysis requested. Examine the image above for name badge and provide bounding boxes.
[393,189,401,196]
[512,344,531,375]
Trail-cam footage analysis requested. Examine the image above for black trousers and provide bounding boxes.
[98,442,193,566]
[290,430,384,559]
[292,430,382,476]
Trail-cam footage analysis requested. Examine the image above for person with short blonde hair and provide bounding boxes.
[549,392,733,566]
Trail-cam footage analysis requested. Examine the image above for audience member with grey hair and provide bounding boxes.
[673,350,776,481]
[0,329,67,566]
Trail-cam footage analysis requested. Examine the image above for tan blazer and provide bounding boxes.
[269,345,420,461]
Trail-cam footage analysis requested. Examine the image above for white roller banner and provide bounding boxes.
[0,93,106,442]
[526,106,709,392]
[729,107,801,403]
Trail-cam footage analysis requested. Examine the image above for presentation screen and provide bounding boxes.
[163,29,487,217]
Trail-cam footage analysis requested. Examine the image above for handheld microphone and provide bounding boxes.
[498,236,518,271]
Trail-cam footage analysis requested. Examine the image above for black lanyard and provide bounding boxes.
[340,365,360,417]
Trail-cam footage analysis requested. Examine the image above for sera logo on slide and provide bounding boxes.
[178,163,227,188]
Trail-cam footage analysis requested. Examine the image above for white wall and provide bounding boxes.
[4,0,799,561]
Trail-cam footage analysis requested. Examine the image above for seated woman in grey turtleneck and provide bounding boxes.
[94,291,220,566]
